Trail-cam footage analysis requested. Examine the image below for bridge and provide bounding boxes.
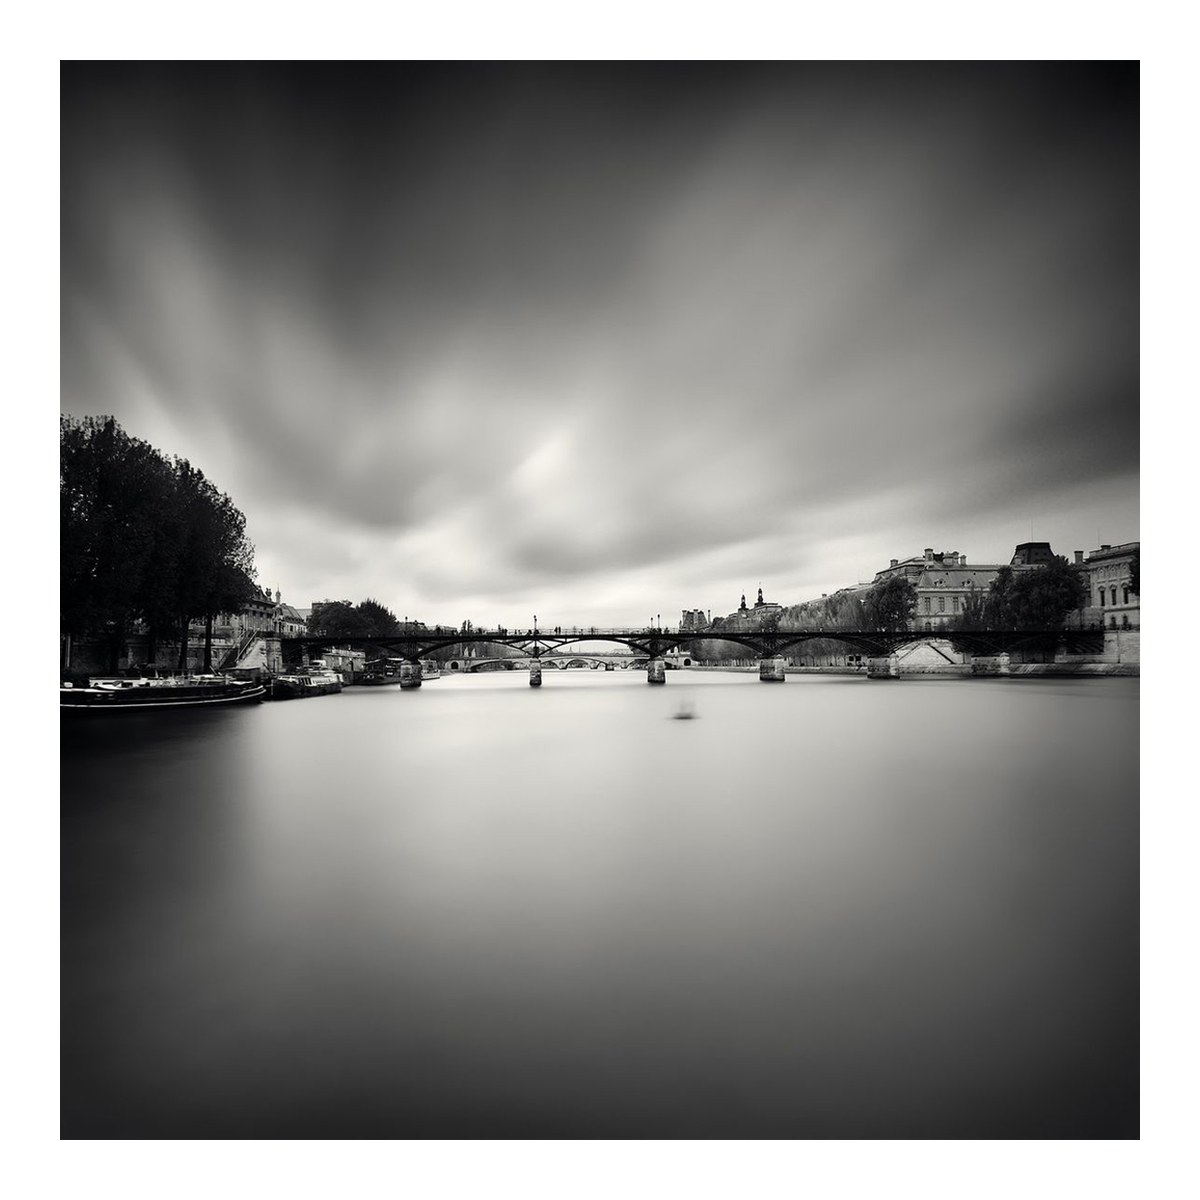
[281,626,1105,687]
[459,651,691,673]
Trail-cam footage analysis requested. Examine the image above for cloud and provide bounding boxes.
[60,63,1139,623]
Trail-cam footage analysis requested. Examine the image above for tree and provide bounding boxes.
[946,588,988,632]
[981,565,1017,629]
[357,598,402,637]
[863,577,918,632]
[61,416,256,672]
[61,416,178,671]
[170,459,257,670]
[309,599,405,640]
[309,601,372,639]
[982,557,1087,630]
[1005,557,1088,629]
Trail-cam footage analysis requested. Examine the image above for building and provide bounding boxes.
[1072,542,1139,629]
[871,546,1055,632]
[712,586,783,631]
[679,609,710,632]
[1010,542,1057,566]
[218,587,307,637]
[276,600,307,637]
[318,646,366,679]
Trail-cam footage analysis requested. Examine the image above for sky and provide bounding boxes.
[60,62,1139,627]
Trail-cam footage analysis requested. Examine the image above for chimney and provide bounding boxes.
[1074,550,1084,564]
[961,555,967,565]
[1100,544,1111,551]
[890,559,898,569]
[924,548,933,562]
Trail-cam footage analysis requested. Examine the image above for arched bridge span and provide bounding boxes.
[283,626,1105,683]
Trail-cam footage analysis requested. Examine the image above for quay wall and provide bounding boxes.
[62,632,289,677]
[690,631,1138,677]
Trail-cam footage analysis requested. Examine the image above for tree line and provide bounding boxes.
[61,415,257,672]
[306,604,521,664]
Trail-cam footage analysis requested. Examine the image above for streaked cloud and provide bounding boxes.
[61,63,1138,624]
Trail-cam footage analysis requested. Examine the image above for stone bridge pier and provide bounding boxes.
[970,653,1011,676]
[399,661,423,689]
[759,655,786,682]
[528,661,542,687]
[866,655,898,679]
[647,658,666,684]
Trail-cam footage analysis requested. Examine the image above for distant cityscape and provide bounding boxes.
[128,535,1132,682]
[684,539,1140,635]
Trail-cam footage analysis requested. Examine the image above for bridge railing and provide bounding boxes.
[450,627,679,637]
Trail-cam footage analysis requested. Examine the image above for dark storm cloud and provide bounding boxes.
[60,62,1138,620]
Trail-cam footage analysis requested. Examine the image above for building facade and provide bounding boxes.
[871,546,1056,632]
[1071,542,1139,629]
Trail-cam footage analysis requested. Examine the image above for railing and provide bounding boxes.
[219,627,263,670]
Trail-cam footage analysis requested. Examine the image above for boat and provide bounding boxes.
[352,657,442,685]
[60,672,266,712]
[270,664,344,700]
[351,657,407,686]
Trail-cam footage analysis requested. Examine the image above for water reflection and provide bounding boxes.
[61,673,1139,1137]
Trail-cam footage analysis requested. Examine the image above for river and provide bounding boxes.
[60,670,1139,1138]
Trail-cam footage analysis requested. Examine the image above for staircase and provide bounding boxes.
[219,627,263,671]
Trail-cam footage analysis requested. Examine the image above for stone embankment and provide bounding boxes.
[689,630,1139,678]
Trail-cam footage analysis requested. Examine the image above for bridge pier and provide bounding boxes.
[970,653,1011,676]
[866,655,898,679]
[529,661,542,687]
[647,658,666,684]
[758,655,786,682]
[399,661,423,689]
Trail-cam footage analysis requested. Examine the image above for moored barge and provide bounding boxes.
[60,673,266,712]
[269,665,344,700]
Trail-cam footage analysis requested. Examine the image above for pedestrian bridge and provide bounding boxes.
[282,626,1103,687]
[456,651,692,673]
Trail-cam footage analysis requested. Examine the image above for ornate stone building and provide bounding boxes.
[871,546,1056,632]
[1071,542,1139,629]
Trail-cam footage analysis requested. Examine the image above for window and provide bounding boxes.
[922,597,930,613]
[1123,587,1129,604]
[1110,616,1117,628]
[952,597,960,613]
[1111,587,1117,606]
[938,597,945,612]
[925,621,932,631]
[1098,589,1105,606]
[1121,615,1130,629]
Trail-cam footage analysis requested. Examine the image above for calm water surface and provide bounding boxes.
[61,670,1139,1137]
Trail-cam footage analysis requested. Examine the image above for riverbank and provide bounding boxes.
[689,662,1139,677]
